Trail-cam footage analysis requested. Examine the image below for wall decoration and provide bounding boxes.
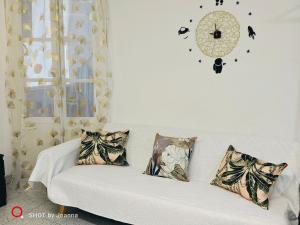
[248,26,256,39]
[178,27,190,39]
[215,0,224,6]
[177,1,257,75]
[213,58,226,74]
[195,11,240,58]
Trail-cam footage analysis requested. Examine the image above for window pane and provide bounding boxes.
[24,41,53,79]
[63,0,93,80]
[64,41,93,80]
[63,0,93,37]
[22,0,52,39]
[63,0,95,118]
[26,82,54,117]
[66,82,94,117]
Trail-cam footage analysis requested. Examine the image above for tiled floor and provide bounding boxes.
[0,183,127,225]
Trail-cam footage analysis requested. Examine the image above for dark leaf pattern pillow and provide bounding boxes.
[211,145,288,209]
[144,133,196,182]
[78,129,130,166]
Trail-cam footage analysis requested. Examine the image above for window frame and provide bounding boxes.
[23,0,96,121]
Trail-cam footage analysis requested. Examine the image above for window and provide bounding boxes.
[63,0,94,117]
[23,0,95,118]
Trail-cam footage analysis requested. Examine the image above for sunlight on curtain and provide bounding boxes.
[5,0,112,189]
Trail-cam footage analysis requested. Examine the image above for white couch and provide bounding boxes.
[29,123,300,225]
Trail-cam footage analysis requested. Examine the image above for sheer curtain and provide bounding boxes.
[0,0,12,177]
[5,0,112,189]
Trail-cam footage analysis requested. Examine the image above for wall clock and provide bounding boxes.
[196,11,240,58]
[178,1,257,74]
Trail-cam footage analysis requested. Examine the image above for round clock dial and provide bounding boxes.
[196,11,240,58]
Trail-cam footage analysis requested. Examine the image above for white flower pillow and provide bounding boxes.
[144,133,197,182]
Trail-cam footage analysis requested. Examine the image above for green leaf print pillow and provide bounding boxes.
[211,145,288,209]
[78,129,130,166]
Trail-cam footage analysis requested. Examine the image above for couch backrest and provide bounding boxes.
[104,123,300,183]
[105,123,199,172]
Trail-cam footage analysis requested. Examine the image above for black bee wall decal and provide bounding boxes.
[248,26,256,39]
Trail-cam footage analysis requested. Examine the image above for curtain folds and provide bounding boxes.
[4,0,112,189]
[0,0,12,177]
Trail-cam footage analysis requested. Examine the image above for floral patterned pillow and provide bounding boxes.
[144,133,197,182]
[78,129,130,166]
[211,145,288,209]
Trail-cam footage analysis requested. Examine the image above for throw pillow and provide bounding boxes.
[144,133,197,182]
[78,129,130,166]
[211,145,288,209]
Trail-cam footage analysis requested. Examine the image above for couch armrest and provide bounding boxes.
[28,138,81,188]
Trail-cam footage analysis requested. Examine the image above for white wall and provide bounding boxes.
[109,0,300,140]
[0,0,12,176]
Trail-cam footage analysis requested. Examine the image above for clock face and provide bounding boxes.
[195,11,240,58]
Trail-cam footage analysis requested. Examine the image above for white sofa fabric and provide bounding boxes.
[29,123,300,225]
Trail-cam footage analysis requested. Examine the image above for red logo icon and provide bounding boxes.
[11,206,23,218]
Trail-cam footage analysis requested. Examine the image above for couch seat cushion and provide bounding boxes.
[49,166,290,225]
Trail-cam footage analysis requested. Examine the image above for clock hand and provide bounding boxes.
[210,24,218,36]
[211,24,222,39]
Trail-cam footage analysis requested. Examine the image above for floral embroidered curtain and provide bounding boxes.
[4,0,112,189]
